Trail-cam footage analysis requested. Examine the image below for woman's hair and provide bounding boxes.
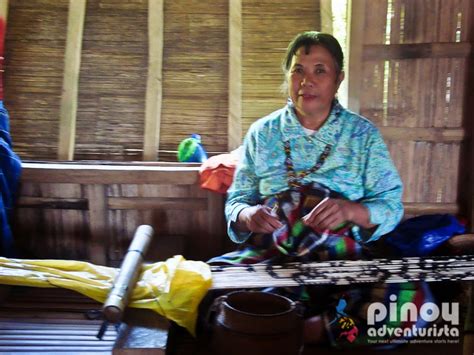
[282,31,344,76]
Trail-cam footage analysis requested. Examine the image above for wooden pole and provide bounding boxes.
[143,0,164,161]
[58,0,87,161]
[228,0,242,151]
[346,0,365,113]
[320,0,333,34]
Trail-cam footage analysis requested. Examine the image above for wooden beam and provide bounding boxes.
[404,202,459,215]
[16,197,87,210]
[87,184,108,265]
[380,127,466,142]
[320,0,333,34]
[20,163,200,185]
[346,0,365,113]
[108,197,207,210]
[143,0,164,161]
[363,42,472,61]
[58,0,87,160]
[228,0,242,151]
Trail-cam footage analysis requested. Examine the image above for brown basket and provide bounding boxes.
[211,291,303,355]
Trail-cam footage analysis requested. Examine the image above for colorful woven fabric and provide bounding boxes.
[209,185,433,348]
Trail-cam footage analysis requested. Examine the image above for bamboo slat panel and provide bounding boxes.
[75,0,148,161]
[241,0,320,134]
[4,0,69,160]
[0,287,117,353]
[160,0,228,154]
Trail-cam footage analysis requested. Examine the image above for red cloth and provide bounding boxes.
[199,152,240,194]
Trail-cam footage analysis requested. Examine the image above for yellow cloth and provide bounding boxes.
[0,255,212,336]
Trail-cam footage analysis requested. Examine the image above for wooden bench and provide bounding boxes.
[12,161,229,266]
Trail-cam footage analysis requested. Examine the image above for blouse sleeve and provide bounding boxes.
[357,127,404,242]
[225,128,261,243]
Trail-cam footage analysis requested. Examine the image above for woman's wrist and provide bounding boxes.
[344,200,375,229]
[235,207,251,232]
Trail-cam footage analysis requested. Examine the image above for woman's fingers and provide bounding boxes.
[245,205,283,233]
[302,199,347,230]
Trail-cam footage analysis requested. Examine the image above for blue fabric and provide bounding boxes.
[0,101,21,256]
[226,99,403,244]
[383,214,465,256]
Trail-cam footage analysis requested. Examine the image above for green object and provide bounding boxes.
[292,220,304,236]
[178,137,199,162]
[177,134,208,163]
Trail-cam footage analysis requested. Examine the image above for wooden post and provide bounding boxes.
[58,0,87,161]
[228,0,242,151]
[467,0,474,234]
[320,0,333,34]
[346,0,365,113]
[143,0,164,161]
[87,184,108,265]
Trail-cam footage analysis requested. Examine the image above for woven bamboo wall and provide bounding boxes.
[4,0,68,159]
[353,0,472,217]
[160,0,228,155]
[3,0,321,161]
[74,0,148,161]
[241,0,320,133]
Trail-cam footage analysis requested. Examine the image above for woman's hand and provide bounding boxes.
[237,205,283,233]
[301,198,375,231]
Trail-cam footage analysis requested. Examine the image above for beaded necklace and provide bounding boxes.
[283,140,332,189]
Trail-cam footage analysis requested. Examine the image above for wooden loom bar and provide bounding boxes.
[16,197,87,210]
[380,127,466,142]
[19,163,199,184]
[143,0,164,161]
[211,255,474,289]
[363,42,472,61]
[58,0,87,161]
[107,197,207,210]
[404,203,459,215]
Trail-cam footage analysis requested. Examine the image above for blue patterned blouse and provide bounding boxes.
[226,100,403,244]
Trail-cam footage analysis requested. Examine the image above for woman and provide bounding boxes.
[209,32,430,347]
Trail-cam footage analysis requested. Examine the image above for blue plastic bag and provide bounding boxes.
[383,214,465,257]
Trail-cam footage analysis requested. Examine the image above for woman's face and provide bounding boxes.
[288,45,344,125]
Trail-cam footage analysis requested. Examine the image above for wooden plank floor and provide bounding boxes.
[0,287,117,353]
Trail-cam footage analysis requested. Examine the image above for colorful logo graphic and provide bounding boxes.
[330,297,359,343]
